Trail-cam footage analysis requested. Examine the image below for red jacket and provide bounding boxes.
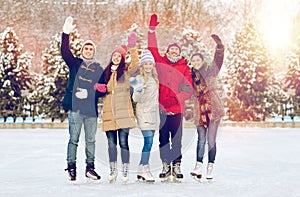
[148,31,193,114]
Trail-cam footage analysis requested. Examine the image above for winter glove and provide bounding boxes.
[128,32,137,48]
[179,84,192,93]
[149,14,160,30]
[63,16,76,34]
[211,34,223,48]
[94,83,107,93]
[162,97,178,108]
[130,76,144,93]
[75,88,88,99]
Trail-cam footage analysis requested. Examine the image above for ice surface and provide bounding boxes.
[0,127,299,197]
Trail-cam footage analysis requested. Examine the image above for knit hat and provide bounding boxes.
[139,50,155,67]
[166,42,181,53]
[80,40,96,59]
[112,45,127,60]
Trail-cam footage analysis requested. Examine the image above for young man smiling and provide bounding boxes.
[61,16,106,182]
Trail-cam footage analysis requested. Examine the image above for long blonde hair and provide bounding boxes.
[140,66,159,88]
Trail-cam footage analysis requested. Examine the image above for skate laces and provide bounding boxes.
[174,163,181,174]
[123,164,129,177]
[145,166,153,177]
[162,162,170,173]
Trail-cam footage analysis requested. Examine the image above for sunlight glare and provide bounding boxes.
[259,0,297,51]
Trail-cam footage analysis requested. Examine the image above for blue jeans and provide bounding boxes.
[159,111,183,164]
[67,110,97,164]
[140,130,154,165]
[196,120,220,163]
[106,128,130,164]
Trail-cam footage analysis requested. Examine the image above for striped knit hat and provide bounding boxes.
[139,50,155,67]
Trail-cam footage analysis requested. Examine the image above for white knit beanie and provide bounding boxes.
[139,50,155,67]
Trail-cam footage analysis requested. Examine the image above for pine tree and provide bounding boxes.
[285,36,300,118]
[0,27,33,120]
[224,22,274,121]
[39,30,83,122]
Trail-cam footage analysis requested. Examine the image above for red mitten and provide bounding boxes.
[128,32,137,48]
[94,83,107,93]
[149,14,160,30]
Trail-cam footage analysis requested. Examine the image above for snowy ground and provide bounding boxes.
[0,126,300,197]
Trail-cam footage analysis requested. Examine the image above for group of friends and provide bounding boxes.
[60,14,225,184]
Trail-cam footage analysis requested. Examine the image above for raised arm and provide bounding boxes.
[211,34,225,75]
[127,32,139,76]
[147,14,163,61]
[61,16,77,67]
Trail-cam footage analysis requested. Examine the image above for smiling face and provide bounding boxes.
[142,62,154,73]
[111,52,122,65]
[82,44,95,60]
[167,46,181,57]
[191,55,204,70]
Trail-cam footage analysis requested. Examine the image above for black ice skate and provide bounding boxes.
[172,162,183,182]
[65,163,76,181]
[85,163,101,181]
[159,162,171,182]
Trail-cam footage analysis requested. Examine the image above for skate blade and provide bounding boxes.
[137,175,155,183]
[206,177,213,183]
[173,178,182,183]
[86,178,101,184]
[67,178,79,185]
[191,173,202,179]
[109,178,117,184]
[191,175,202,182]
[160,177,171,183]
[122,180,128,184]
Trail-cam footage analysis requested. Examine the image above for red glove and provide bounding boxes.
[128,32,137,48]
[94,83,107,93]
[149,14,159,30]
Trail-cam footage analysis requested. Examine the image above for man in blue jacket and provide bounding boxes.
[61,16,106,181]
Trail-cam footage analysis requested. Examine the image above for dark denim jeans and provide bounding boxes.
[106,128,130,164]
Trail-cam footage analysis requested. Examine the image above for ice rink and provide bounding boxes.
[0,126,299,197]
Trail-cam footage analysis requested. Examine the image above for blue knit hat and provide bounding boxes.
[139,50,155,67]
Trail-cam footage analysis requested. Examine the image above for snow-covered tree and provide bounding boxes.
[285,36,300,117]
[224,22,274,121]
[38,30,83,122]
[0,27,33,120]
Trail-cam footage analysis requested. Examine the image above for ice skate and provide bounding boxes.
[85,163,101,182]
[190,161,202,180]
[108,162,118,183]
[206,163,214,180]
[172,162,183,183]
[137,164,155,183]
[121,163,129,184]
[65,162,76,181]
[159,162,171,182]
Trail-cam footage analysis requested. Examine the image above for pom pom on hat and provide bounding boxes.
[166,42,181,53]
[139,50,155,67]
[112,45,128,60]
